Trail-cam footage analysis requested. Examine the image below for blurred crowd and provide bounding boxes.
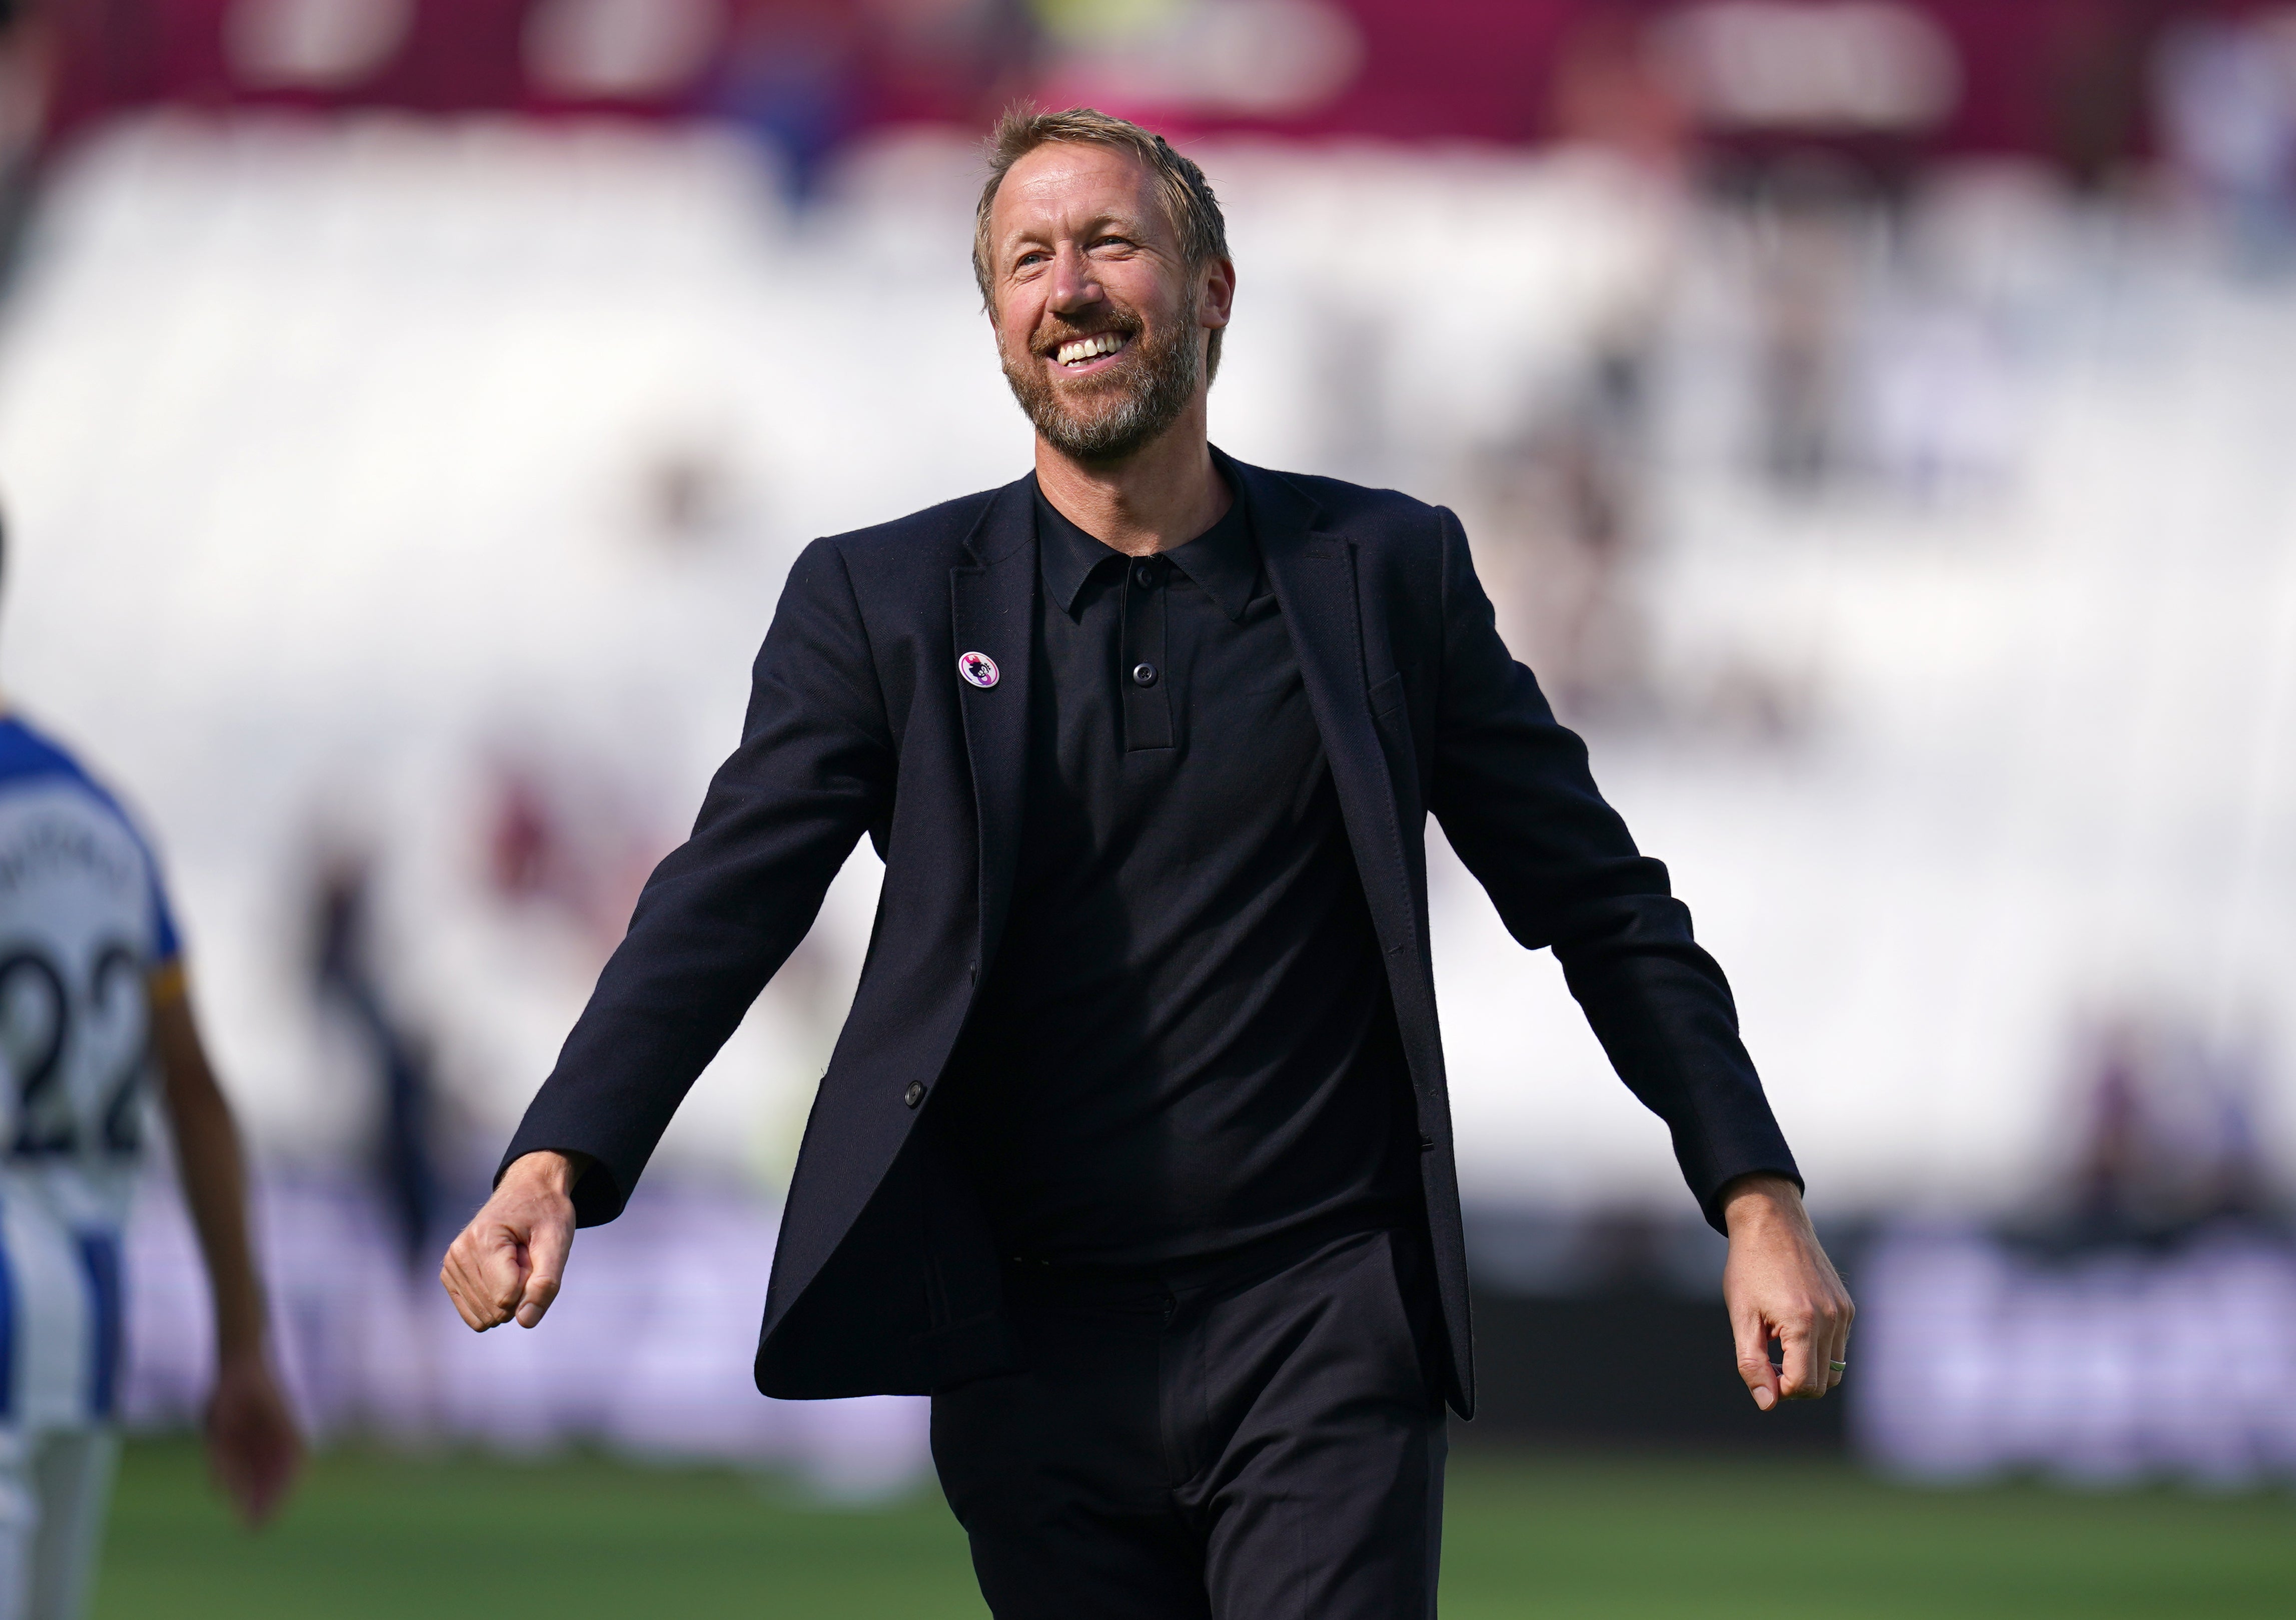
[0,0,2290,1482]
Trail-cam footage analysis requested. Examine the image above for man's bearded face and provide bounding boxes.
[999,285,1201,463]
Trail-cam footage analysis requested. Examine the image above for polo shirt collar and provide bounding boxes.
[1032,483,1114,618]
[1032,475,1261,623]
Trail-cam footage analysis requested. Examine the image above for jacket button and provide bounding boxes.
[1418,1133,1437,1153]
[903,1082,925,1109]
[1131,661,1159,687]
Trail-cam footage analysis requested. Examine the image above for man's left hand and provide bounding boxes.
[1719,1174,1854,1410]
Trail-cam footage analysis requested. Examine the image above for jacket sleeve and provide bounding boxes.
[1424,506,1800,1228]
[499,538,895,1224]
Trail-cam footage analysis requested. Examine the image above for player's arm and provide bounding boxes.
[446,536,895,1332]
[1422,506,1851,1403]
[150,966,304,1523]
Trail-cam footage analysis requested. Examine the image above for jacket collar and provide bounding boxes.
[960,473,1036,568]
[1225,450,1424,965]
[1216,446,1331,551]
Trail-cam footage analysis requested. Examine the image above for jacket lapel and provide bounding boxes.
[950,477,1039,976]
[1238,457,1473,1411]
[1236,457,1425,980]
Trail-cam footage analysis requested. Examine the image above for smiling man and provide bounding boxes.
[443,107,1851,1618]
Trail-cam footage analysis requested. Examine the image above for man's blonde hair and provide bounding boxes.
[972,105,1230,378]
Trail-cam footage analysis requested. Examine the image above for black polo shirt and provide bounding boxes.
[938,478,1418,1265]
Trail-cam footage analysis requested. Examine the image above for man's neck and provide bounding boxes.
[1034,400,1231,557]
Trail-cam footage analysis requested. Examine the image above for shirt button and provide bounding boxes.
[1133,562,1159,589]
[1131,661,1159,687]
[903,1082,925,1109]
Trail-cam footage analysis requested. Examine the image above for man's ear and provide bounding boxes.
[1199,255,1236,331]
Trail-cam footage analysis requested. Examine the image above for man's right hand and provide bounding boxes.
[440,1150,588,1331]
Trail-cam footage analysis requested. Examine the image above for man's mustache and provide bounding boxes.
[1028,313,1144,360]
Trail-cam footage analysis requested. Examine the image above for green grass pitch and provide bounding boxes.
[97,1438,2295,1618]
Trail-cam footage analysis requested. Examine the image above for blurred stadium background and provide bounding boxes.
[0,0,2292,1610]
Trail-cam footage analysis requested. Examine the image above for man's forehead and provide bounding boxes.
[993,143,1162,235]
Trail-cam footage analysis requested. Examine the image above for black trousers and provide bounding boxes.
[930,1223,1448,1619]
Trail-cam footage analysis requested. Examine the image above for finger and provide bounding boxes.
[1776,1315,1821,1399]
[1824,1302,1852,1395]
[1731,1305,1780,1411]
[514,1212,573,1329]
[220,1436,271,1525]
[439,1265,472,1329]
[243,1416,302,1525]
[439,1257,480,1330]
[439,1239,508,1331]
[481,1223,536,1318]
[1809,1319,1838,1399]
[207,1402,262,1524]
[450,1223,527,1331]
[218,1417,295,1525]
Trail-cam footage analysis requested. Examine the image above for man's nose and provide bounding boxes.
[1047,244,1104,314]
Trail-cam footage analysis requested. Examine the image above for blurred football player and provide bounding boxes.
[0,507,300,1617]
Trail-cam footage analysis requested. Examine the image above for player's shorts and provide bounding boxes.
[0,1193,126,1441]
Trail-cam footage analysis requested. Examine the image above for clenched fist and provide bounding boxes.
[440,1150,589,1331]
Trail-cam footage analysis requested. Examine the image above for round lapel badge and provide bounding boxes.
[958,650,1000,689]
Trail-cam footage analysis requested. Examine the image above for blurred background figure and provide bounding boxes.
[0,0,2285,1527]
[1746,156,1873,493]
[1473,341,1658,727]
[0,0,47,286]
[2059,1012,2276,1244]
[2155,6,2296,272]
[307,849,438,1278]
[0,502,299,1615]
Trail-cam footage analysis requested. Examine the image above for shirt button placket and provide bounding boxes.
[1121,557,1173,751]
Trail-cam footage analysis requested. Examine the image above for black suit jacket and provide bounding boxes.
[502,451,1800,1418]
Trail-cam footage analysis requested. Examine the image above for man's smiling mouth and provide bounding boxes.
[1054,332,1129,367]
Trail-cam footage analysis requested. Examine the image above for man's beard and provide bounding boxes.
[1001,298,1200,463]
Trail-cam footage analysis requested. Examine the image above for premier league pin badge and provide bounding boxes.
[958,650,1000,689]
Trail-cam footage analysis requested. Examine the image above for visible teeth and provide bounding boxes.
[1055,333,1126,366]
